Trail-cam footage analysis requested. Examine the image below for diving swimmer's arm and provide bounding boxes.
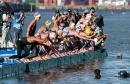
[26,19,36,36]
[70,30,90,40]
[79,32,93,39]
[33,37,46,44]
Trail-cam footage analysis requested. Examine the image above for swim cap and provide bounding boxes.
[83,9,89,14]
[67,9,71,12]
[45,20,51,26]
[63,11,67,15]
[118,71,129,78]
[84,28,94,36]
[55,10,60,14]
[89,7,95,14]
[34,12,41,18]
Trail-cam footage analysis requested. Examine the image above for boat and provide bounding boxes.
[0,48,108,79]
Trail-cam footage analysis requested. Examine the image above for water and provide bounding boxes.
[1,10,130,84]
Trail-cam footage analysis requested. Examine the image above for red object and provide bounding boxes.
[3,0,11,2]
[44,0,49,6]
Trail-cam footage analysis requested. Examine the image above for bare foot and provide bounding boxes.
[88,47,94,51]
[101,43,105,47]
[41,56,46,60]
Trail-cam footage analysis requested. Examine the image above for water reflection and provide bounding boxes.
[22,59,105,84]
[25,71,60,84]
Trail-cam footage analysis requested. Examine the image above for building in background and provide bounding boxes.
[2,0,11,3]
[2,0,98,7]
[3,0,22,3]
[24,0,35,4]
[98,0,128,6]
[128,0,130,6]
[57,0,65,6]
[35,0,98,7]
[64,0,97,6]
[44,0,57,6]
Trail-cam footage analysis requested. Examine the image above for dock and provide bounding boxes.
[0,48,107,79]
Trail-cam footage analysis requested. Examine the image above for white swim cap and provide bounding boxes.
[34,12,41,18]
[45,20,51,26]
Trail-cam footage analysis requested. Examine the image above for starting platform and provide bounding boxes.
[0,48,17,57]
[0,48,18,65]
[0,48,108,79]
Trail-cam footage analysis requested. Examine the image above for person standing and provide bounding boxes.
[1,13,11,48]
[13,13,22,46]
[18,10,25,26]
[26,12,41,37]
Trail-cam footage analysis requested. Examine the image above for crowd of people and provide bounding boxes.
[1,7,106,63]
[0,10,24,48]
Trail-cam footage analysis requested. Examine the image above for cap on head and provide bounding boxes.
[84,9,89,14]
[63,11,67,15]
[56,10,60,14]
[90,7,95,10]
[20,10,24,13]
[67,9,71,12]
[118,71,129,78]
[94,69,101,79]
[34,12,41,18]
[89,7,95,14]
[45,20,51,26]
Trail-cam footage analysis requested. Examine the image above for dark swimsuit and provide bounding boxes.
[10,37,39,59]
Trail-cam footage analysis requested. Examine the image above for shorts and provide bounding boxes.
[14,28,22,41]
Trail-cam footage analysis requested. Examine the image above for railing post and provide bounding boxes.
[25,63,30,73]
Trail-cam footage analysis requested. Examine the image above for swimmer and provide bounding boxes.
[94,69,101,79]
[27,12,41,36]
[117,70,130,78]
[35,20,51,37]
